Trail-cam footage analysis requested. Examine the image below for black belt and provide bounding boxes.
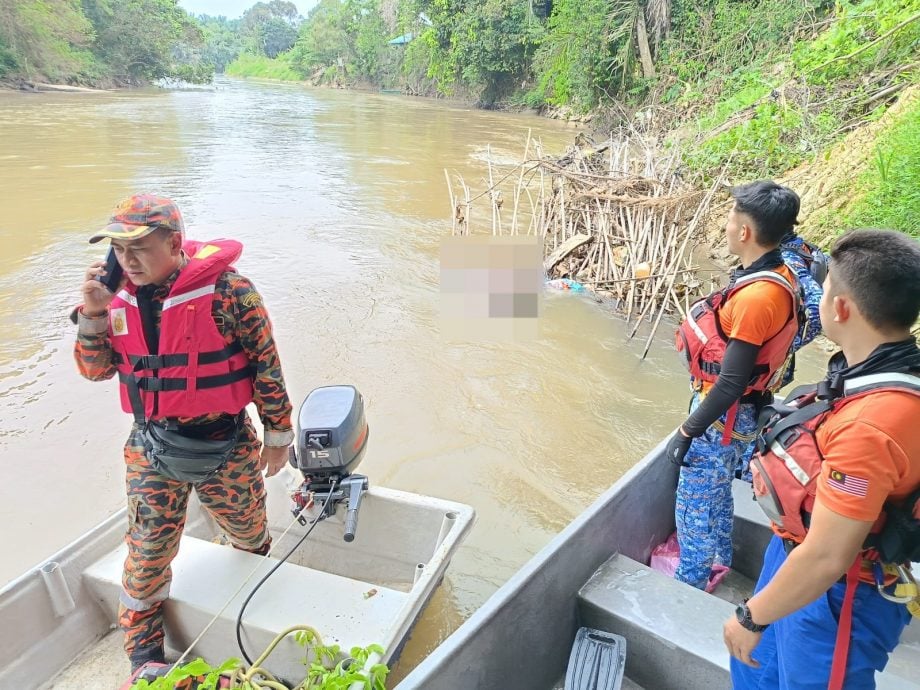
[152,411,245,440]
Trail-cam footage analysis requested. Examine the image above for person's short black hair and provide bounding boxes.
[830,229,920,331]
[731,180,800,248]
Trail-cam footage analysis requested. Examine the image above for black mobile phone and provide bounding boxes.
[96,247,124,293]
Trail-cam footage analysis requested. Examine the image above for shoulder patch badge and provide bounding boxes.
[241,291,262,309]
[110,307,129,336]
[827,468,868,498]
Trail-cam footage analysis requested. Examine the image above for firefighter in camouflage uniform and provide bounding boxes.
[73,194,294,672]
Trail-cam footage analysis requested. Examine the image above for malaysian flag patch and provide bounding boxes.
[827,468,869,498]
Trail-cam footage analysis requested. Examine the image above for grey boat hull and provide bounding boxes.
[396,439,920,689]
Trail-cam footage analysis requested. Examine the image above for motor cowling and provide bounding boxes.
[289,385,369,481]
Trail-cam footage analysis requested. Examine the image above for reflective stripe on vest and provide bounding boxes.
[675,269,801,393]
[162,283,217,311]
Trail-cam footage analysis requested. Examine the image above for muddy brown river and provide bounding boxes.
[0,77,829,680]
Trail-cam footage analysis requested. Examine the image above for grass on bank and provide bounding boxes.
[840,97,920,237]
[674,0,920,184]
[225,52,301,81]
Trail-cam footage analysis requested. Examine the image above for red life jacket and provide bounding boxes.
[108,239,254,421]
[675,269,802,394]
[751,372,920,562]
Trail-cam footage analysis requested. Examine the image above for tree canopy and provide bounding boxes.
[0,0,211,84]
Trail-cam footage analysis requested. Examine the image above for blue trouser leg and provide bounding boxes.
[737,438,755,483]
[675,396,758,588]
[731,536,912,689]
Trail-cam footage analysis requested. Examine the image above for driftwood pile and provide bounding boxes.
[445,132,725,356]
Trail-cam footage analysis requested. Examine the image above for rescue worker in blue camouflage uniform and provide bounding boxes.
[733,229,828,482]
[668,181,803,590]
[780,231,826,360]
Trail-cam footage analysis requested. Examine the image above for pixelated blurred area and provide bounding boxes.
[440,235,543,341]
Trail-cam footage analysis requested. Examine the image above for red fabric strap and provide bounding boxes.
[721,402,738,446]
[828,557,862,690]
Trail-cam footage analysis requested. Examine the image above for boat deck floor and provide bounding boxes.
[710,566,756,604]
[43,631,126,690]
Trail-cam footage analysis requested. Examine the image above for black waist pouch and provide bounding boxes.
[143,420,241,483]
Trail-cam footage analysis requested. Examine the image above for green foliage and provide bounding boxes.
[0,0,95,81]
[401,0,543,102]
[673,0,919,184]
[131,657,241,690]
[529,0,619,110]
[684,101,808,178]
[287,0,349,82]
[241,2,301,58]
[694,68,772,130]
[299,632,388,690]
[793,0,920,84]
[661,0,819,88]
[225,51,301,80]
[129,634,388,690]
[0,0,212,85]
[842,100,920,236]
[0,39,17,77]
[93,0,211,83]
[198,15,244,73]
[289,0,393,84]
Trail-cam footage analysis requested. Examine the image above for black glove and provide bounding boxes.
[666,429,694,467]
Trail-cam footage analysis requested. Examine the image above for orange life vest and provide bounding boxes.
[751,372,920,563]
[109,239,254,421]
[675,270,802,394]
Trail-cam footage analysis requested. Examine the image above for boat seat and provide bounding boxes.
[578,553,920,690]
[83,535,406,683]
[578,553,732,690]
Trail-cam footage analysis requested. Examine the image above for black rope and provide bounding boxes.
[235,478,338,666]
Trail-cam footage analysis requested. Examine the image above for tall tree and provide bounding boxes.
[198,14,243,72]
[242,1,301,57]
[289,0,349,73]
[82,0,208,82]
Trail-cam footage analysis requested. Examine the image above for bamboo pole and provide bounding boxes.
[444,169,457,235]
[640,173,725,358]
[444,132,717,355]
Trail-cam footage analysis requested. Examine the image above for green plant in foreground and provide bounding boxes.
[131,657,242,690]
[131,627,388,690]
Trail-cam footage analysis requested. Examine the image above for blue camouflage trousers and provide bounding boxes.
[675,392,758,589]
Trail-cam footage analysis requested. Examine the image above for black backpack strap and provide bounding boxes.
[864,486,920,563]
[123,371,148,427]
[761,397,832,449]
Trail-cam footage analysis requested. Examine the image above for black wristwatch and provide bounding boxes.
[735,599,769,633]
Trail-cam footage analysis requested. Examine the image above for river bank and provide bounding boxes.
[0,79,114,93]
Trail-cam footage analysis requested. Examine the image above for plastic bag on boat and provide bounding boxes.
[649,531,730,593]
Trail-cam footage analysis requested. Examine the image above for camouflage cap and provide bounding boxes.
[88,194,186,244]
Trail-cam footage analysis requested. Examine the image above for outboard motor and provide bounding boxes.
[288,385,369,542]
